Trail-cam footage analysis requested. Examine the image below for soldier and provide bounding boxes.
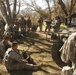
[4,24,14,37]
[0,36,11,60]
[54,16,61,32]
[14,19,19,32]
[60,33,76,75]
[19,16,26,32]
[69,36,76,65]
[60,32,76,64]
[27,17,32,31]
[3,42,43,71]
[55,16,61,31]
[45,16,51,33]
[38,17,43,32]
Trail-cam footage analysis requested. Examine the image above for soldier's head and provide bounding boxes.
[28,17,30,19]
[21,16,24,20]
[12,42,18,50]
[3,36,10,43]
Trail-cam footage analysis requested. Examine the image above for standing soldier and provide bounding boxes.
[26,17,32,31]
[19,16,26,32]
[54,16,61,32]
[45,16,51,33]
[38,17,43,32]
[56,16,61,31]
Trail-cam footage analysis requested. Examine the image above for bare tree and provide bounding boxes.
[57,0,76,25]
[23,0,49,18]
[44,0,52,18]
[0,0,20,25]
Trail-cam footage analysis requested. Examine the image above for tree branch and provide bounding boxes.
[13,0,17,21]
[6,0,11,17]
[16,2,21,15]
[0,1,7,16]
[58,0,68,16]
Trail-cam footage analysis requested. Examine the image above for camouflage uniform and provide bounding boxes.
[70,40,76,75]
[60,33,76,75]
[27,19,32,31]
[45,17,51,32]
[19,17,26,32]
[0,40,10,59]
[38,17,43,32]
[3,48,41,71]
[0,40,6,59]
[69,40,76,63]
[60,32,76,63]
[69,39,76,72]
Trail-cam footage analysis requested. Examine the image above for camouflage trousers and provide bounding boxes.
[5,62,40,71]
[45,25,51,32]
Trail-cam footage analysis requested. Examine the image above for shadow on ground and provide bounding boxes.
[1,68,51,75]
[8,70,34,75]
[0,32,61,75]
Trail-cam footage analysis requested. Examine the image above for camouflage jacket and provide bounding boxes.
[60,32,76,63]
[3,48,23,65]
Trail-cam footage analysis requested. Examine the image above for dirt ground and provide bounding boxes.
[0,31,61,75]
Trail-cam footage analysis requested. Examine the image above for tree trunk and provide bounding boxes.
[12,0,17,24]
[68,17,72,26]
[58,0,76,26]
[0,0,20,26]
[58,0,68,17]
[45,0,51,18]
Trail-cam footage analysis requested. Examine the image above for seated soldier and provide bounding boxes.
[4,24,13,36]
[0,36,11,60]
[22,51,36,65]
[3,42,43,71]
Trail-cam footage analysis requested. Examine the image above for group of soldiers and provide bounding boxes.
[0,15,61,38]
[0,16,32,40]
[18,16,32,32]
[14,16,32,32]
[0,16,45,71]
[38,16,52,32]
[0,36,43,71]
[0,16,58,72]
[38,16,61,33]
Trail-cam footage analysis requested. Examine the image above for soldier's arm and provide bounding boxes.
[9,51,28,63]
[0,44,5,53]
[70,40,74,50]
